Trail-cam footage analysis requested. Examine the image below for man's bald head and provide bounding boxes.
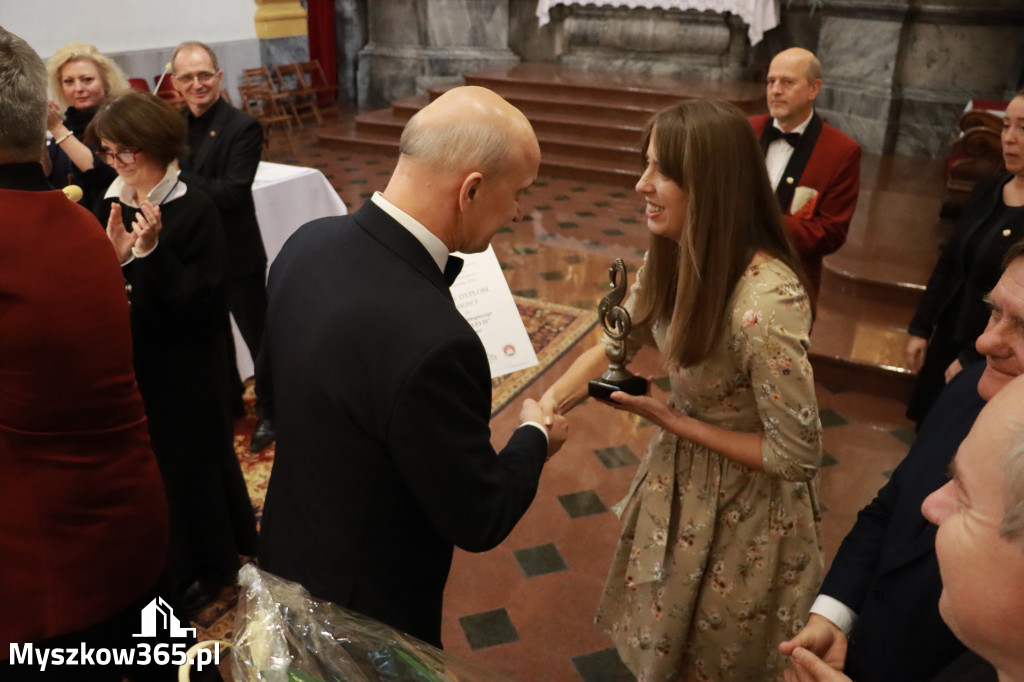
[766,47,823,131]
[772,48,822,83]
[398,86,538,176]
[384,86,540,254]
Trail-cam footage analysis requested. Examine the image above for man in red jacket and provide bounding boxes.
[749,47,861,299]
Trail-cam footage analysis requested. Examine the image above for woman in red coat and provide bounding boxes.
[0,25,168,678]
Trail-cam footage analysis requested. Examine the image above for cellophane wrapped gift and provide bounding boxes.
[231,564,514,682]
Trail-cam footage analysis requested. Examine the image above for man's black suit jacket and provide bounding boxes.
[178,98,267,280]
[257,200,549,647]
[821,362,986,681]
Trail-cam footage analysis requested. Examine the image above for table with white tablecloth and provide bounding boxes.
[535,0,778,45]
[231,161,347,379]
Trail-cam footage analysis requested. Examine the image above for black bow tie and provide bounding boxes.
[443,256,464,287]
[763,126,801,148]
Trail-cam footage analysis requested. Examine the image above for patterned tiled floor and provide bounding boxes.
[264,118,914,682]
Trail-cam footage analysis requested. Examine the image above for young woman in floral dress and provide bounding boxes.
[541,99,824,681]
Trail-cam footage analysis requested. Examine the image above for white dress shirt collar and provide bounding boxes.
[371,191,450,273]
[104,166,186,208]
[773,109,815,136]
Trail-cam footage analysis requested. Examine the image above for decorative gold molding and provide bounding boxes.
[253,0,308,39]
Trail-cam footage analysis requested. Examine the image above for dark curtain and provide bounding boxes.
[307,0,338,103]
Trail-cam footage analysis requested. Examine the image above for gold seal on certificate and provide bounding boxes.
[588,258,648,400]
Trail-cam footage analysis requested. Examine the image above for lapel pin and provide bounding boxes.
[786,177,794,185]
[210,131,216,137]
[1004,229,1012,237]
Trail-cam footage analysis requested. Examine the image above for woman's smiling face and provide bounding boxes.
[635,130,689,243]
[60,59,106,110]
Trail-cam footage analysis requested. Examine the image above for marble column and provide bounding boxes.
[357,0,520,107]
[815,0,1024,157]
[254,0,310,66]
[335,0,368,105]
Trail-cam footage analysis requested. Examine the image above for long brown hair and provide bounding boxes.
[630,99,809,367]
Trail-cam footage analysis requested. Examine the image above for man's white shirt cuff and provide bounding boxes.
[810,594,857,635]
[520,421,549,444]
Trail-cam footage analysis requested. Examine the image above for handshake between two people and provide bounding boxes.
[522,344,672,462]
[519,398,569,460]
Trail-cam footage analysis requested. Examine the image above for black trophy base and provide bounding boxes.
[588,375,648,401]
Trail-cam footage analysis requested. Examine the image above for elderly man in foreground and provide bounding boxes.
[780,239,1024,680]
[785,372,1024,682]
[258,86,569,648]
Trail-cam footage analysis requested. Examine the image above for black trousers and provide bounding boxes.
[226,272,267,364]
[224,272,270,418]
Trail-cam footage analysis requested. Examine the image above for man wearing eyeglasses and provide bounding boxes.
[172,41,275,453]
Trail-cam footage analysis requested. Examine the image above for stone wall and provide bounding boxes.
[357,0,520,107]
[255,0,311,77]
[815,0,1024,156]
[336,0,369,105]
[345,0,1024,157]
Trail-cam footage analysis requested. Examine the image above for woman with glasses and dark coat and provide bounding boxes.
[87,90,258,615]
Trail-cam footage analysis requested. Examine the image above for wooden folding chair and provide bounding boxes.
[237,84,296,159]
[273,63,322,126]
[240,65,275,89]
[297,59,341,117]
[241,66,301,127]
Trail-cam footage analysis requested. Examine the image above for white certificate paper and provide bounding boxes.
[452,246,539,379]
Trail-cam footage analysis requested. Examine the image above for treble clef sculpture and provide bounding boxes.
[598,258,630,359]
[588,258,648,400]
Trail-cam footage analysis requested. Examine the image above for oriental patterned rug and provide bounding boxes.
[192,297,597,640]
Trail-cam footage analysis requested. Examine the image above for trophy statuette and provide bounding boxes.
[588,258,648,400]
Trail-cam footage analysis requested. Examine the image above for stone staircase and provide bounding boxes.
[319,62,766,187]
[811,153,947,401]
[318,63,948,400]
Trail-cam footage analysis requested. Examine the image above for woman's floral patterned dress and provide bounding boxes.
[596,257,824,681]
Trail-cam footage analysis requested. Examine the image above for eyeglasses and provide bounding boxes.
[97,149,140,165]
[172,71,219,85]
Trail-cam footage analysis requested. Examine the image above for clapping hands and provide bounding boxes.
[46,100,64,132]
[106,201,162,262]
[106,203,135,262]
[131,200,163,253]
